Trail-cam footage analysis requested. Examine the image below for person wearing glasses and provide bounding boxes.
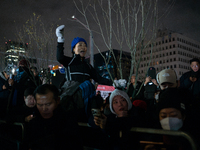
[180,58,200,98]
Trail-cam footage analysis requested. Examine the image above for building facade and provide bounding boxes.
[5,40,27,67]
[136,29,200,79]
[88,49,131,81]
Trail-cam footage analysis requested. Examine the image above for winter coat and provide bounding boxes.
[127,82,145,101]
[7,68,36,110]
[25,105,83,150]
[0,72,10,118]
[180,70,200,98]
[0,72,10,99]
[57,43,112,85]
[6,105,37,123]
[103,106,145,150]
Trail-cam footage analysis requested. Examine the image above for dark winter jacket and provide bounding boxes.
[127,81,145,101]
[180,70,200,98]
[7,68,36,110]
[0,72,10,100]
[6,105,37,123]
[104,106,144,150]
[0,72,10,118]
[57,43,112,85]
[25,105,83,150]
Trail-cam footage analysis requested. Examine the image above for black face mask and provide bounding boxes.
[19,66,24,72]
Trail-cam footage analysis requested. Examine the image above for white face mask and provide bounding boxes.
[160,117,183,131]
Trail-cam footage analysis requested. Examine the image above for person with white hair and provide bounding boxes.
[127,74,145,101]
[93,88,144,149]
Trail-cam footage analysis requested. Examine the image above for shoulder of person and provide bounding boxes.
[182,71,192,77]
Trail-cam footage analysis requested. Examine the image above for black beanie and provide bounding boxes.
[157,88,191,115]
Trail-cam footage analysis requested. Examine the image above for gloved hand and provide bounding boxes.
[113,79,127,88]
[56,25,65,43]
[113,79,119,88]
[118,79,127,88]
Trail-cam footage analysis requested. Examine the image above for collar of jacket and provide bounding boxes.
[73,54,85,61]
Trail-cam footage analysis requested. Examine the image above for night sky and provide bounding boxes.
[0,0,200,57]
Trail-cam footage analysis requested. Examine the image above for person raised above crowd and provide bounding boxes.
[56,25,112,86]
[55,25,113,120]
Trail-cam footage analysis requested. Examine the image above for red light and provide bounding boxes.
[26,43,28,45]
[5,42,7,44]
[9,40,11,41]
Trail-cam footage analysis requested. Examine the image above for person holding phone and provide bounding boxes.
[6,87,37,123]
[93,89,145,149]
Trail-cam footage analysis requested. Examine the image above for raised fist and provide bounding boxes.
[56,25,65,43]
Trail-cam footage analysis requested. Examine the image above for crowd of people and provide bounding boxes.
[0,25,200,150]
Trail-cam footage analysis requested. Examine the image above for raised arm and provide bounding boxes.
[56,25,71,66]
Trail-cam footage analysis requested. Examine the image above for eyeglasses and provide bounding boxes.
[191,65,199,68]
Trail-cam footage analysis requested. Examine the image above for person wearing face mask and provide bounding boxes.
[144,88,198,150]
[56,25,112,121]
[157,88,197,150]
[144,69,178,129]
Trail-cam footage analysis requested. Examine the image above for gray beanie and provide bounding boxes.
[109,89,132,114]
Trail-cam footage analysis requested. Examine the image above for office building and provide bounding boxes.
[135,29,200,79]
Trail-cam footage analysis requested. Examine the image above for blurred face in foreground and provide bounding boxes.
[191,61,199,72]
[112,95,128,116]
[36,91,60,119]
[73,41,87,57]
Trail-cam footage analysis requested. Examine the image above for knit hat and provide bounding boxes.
[109,89,132,114]
[190,58,200,64]
[71,37,87,52]
[19,59,30,68]
[156,69,177,86]
[157,88,188,115]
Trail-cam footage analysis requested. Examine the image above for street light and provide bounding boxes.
[71,15,94,67]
